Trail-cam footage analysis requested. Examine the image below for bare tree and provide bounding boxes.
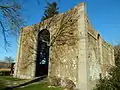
[0,0,24,50]
[4,56,14,68]
[0,0,61,50]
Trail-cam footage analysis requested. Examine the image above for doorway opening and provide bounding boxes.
[35,29,50,77]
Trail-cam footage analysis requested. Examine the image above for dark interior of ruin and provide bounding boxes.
[35,29,50,77]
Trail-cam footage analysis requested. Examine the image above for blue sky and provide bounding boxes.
[0,0,120,60]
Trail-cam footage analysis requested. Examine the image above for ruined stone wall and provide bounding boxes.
[77,3,88,90]
[35,7,81,83]
[87,21,114,89]
[87,30,101,89]
[46,3,84,84]
[14,27,37,79]
[88,33,101,80]
[14,2,114,90]
[101,40,114,76]
[14,3,85,82]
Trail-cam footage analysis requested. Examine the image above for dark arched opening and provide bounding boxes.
[35,29,50,77]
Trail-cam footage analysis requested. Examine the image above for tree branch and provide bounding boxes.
[0,20,10,51]
[0,5,10,9]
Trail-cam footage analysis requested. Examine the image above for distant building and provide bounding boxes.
[0,61,9,69]
[14,2,114,90]
[0,62,15,76]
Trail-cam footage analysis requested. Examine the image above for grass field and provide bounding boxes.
[0,76,63,90]
[0,76,24,90]
[14,82,62,90]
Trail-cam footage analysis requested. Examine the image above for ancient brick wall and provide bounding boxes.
[14,2,114,90]
[101,40,114,76]
[14,26,37,79]
[14,3,85,82]
[47,4,80,83]
[87,21,114,89]
[88,32,101,80]
[87,30,101,89]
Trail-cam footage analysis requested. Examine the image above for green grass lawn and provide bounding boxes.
[0,76,27,90]
[14,81,63,90]
[0,76,63,90]
[0,76,22,81]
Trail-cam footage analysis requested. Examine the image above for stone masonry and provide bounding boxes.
[14,2,114,90]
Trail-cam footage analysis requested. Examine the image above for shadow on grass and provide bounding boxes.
[2,76,47,90]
